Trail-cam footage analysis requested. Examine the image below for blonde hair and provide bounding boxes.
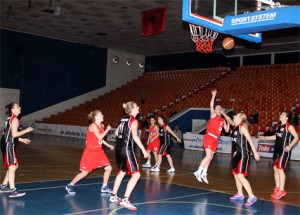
[123,101,136,114]
[87,110,101,124]
[239,112,249,127]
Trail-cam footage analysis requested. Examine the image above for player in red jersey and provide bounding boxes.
[194,89,229,184]
[65,110,114,195]
[142,116,160,168]
[259,111,299,199]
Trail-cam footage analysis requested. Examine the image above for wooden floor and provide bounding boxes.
[1,133,299,207]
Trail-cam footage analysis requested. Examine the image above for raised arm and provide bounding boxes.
[210,89,217,117]
[220,108,235,126]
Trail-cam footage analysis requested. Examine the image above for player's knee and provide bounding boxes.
[105,165,112,172]
[132,172,141,179]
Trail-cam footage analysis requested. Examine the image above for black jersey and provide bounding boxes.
[115,114,139,174]
[116,115,136,150]
[275,123,293,152]
[1,116,18,153]
[159,124,171,146]
[231,124,249,155]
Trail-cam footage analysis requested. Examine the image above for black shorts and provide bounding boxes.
[272,150,290,170]
[1,138,17,167]
[115,146,139,175]
[158,143,170,156]
[232,152,250,176]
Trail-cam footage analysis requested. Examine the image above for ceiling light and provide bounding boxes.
[126,59,132,66]
[139,61,144,68]
[112,56,119,64]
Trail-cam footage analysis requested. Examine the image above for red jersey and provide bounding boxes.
[206,114,225,137]
[85,123,104,149]
[148,125,159,142]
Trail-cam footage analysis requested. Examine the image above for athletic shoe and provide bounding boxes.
[151,164,157,169]
[101,186,112,194]
[8,188,26,198]
[65,184,76,195]
[273,187,280,193]
[109,194,121,203]
[0,184,10,193]
[245,196,257,206]
[167,167,175,173]
[271,190,287,199]
[194,171,202,182]
[200,174,209,184]
[151,166,160,172]
[142,163,151,168]
[119,198,137,210]
[230,194,245,200]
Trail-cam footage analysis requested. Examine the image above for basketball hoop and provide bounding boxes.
[189,24,218,53]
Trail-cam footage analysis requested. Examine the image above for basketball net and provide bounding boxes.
[189,24,218,53]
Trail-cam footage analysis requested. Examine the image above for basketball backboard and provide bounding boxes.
[182,0,300,43]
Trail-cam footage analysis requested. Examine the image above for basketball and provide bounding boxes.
[222,37,235,50]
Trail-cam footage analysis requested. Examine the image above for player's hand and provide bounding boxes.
[220,108,225,115]
[143,150,148,158]
[211,89,217,96]
[20,138,31,144]
[109,145,115,151]
[106,125,112,131]
[284,145,292,152]
[258,136,264,140]
[177,138,182,143]
[254,153,260,161]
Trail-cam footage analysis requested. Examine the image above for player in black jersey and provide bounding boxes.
[109,101,148,210]
[0,102,33,198]
[222,112,260,206]
[259,111,299,200]
[151,116,181,173]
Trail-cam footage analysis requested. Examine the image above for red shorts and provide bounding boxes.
[80,148,110,173]
[147,138,160,153]
[203,134,219,152]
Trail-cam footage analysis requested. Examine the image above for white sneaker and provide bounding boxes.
[167,167,175,173]
[151,164,157,169]
[142,163,151,168]
[201,174,209,184]
[109,195,121,203]
[119,198,137,210]
[151,166,160,172]
[194,171,203,183]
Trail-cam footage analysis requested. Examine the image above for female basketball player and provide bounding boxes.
[225,112,260,206]
[65,110,114,195]
[194,89,229,184]
[142,116,160,168]
[109,101,148,211]
[259,111,299,200]
[150,115,181,173]
[0,102,33,198]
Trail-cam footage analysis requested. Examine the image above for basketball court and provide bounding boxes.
[0,134,299,214]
